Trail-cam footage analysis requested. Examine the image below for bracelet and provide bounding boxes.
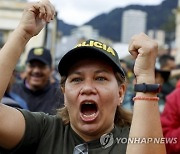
[133,96,159,101]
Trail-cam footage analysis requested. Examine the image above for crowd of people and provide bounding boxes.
[120,50,180,154]
[0,0,179,154]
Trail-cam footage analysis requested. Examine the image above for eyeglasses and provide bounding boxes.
[73,143,88,154]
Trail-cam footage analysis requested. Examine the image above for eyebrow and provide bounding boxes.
[70,69,110,76]
[94,69,110,74]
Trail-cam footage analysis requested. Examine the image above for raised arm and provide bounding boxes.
[0,0,55,149]
[126,33,166,154]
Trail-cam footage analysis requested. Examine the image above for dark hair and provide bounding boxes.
[159,54,175,68]
[58,71,132,127]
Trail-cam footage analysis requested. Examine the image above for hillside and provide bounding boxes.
[58,0,178,42]
[57,19,77,36]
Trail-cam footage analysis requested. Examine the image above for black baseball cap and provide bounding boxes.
[155,61,170,81]
[26,47,52,66]
[58,39,125,78]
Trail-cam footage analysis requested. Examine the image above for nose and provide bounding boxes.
[80,79,97,95]
[32,66,41,72]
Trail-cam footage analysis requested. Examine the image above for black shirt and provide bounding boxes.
[11,80,64,114]
[0,110,130,154]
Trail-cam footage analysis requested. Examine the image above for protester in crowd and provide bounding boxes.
[127,59,172,113]
[0,46,28,109]
[13,68,27,84]
[155,60,171,113]
[11,47,64,114]
[120,59,134,110]
[170,64,180,89]
[161,87,180,154]
[160,57,180,154]
[160,55,180,154]
[2,70,28,109]
[158,54,176,97]
[159,54,176,71]
[0,0,165,154]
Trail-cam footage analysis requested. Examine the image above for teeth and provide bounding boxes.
[83,113,96,117]
[84,102,94,104]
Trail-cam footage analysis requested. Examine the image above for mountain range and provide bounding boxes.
[57,0,178,42]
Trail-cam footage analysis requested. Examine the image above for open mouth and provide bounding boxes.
[80,102,98,122]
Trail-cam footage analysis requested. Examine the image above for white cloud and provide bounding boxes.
[29,0,164,25]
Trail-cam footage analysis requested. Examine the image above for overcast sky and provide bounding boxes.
[29,0,164,26]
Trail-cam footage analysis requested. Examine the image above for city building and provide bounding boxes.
[121,9,147,43]
[55,25,100,65]
[0,0,58,67]
[148,30,165,47]
[71,25,99,40]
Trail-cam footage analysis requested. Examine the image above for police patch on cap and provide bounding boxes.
[58,39,125,78]
[33,48,44,56]
[74,40,116,57]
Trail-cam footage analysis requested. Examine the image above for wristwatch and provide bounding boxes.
[134,83,161,93]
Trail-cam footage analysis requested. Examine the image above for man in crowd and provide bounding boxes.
[11,47,64,114]
[158,54,176,97]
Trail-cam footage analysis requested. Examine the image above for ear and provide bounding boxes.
[61,86,65,94]
[118,83,126,106]
[60,86,67,107]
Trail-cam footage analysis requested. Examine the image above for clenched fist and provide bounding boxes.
[129,33,158,84]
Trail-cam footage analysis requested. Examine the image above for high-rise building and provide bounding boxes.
[148,30,165,47]
[71,25,99,40]
[0,0,57,66]
[121,9,147,43]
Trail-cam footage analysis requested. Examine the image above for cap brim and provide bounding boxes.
[58,46,125,77]
[155,68,170,74]
[155,69,170,81]
[27,58,49,66]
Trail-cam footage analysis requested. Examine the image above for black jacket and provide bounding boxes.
[11,80,64,114]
